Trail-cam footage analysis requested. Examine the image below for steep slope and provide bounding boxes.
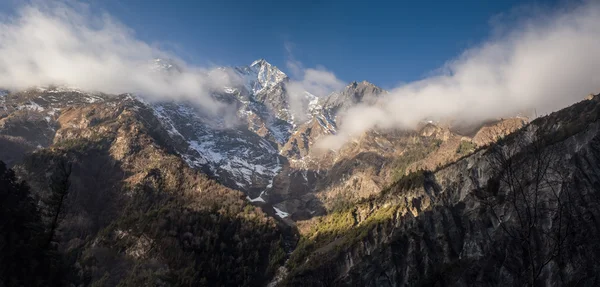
[279,80,385,162]
[321,80,386,123]
[1,58,587,286]
[0,61,527,224]
[7,93,286,286]
[149,59,304,199]
[0,87,110,165]
[239,59,290,118]
[268,79,525,220]
[281,94,600,286]
[152,101,285,198]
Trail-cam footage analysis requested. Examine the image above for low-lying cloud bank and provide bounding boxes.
[284,46,345,122]
[0,2,234,112]
[2,1,599,149]
[286,68,345,122]
[318,1,600,150]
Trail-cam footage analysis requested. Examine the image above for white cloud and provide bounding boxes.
[0,2,236,113]
[318,1,600,150]
[286,67,345,122]
[283,44,345,122]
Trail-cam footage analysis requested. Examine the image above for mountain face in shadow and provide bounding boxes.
[2,61,597,286]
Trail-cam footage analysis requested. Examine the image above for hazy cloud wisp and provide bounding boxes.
[318,1,600,150]
[0,2,235,112]
[1,1,599,148]
[284,46,345,122]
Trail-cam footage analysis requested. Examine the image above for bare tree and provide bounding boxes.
[44,159,72,249]
[476,126,574,286]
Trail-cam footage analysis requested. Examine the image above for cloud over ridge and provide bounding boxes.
[1,1,599,149]
[318,1,600,150]
[0,2,233,112]
[284,44,345,122]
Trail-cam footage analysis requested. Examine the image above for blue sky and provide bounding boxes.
[0,0,597,148]
[85,0,557,88]
[0,0,559,88]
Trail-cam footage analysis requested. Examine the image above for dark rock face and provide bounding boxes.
[0,59,552,286]
[0,88,111,164]
[151,101,285,198]
[322,80,385,123]
[0,63,528,226]
[281,96,600,286]
[3,93,286,286]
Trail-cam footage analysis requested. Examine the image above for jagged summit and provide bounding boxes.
[250,58,271,68]
[344,80,382,91]
[150,58,182,73]
[4,54,596,287]
[232,58,287,96]
[322,79,386,119]
[347,80,378,88]
[250,59,287,92]
[247,58,282,78]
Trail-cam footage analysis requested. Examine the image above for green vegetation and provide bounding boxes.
[328,189,355,212]
[287,169,426,277]
[456,140,476,155]
[285,204,401,283]
[54,134,111,152]
[386,170,426,195]
[390,138,441,182]
[97,187,283,286]
[286,209,355,270]
[10,131,286,286]
[267,237,287,275]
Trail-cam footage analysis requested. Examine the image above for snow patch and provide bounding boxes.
[188,140,224,163]
[273,207,289,218]
[84,95,102,103]
[152,104,185,139]
[246,194,266,203]
[47,108,59,116]
[18,100,45,112]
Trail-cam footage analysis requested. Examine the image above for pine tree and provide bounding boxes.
[43,160,72,250]
[0,161,47,286]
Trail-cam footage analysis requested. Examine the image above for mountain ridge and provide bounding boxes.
[1,57,599,286]
[0,57,530,222]
[280,93,600,286]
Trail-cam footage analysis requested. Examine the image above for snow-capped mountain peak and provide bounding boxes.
[245,59,287,95]
[250,58,269,67]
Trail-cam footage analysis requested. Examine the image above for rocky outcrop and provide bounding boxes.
[0,74,530,225]
[1,59,597,286]
[9,94,286,286]
[322,81,386,123]
[282,95,600,286]
[472,117,528,146]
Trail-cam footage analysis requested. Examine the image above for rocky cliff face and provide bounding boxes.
[281,94,600,286]
[0,87,110,165]
[119,60,525,222]
[2,91,286,286]
[0,60,525,222]
[322,81,386,123]
[0,59,541,286]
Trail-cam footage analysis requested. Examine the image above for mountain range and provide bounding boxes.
[1,58,599,286]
